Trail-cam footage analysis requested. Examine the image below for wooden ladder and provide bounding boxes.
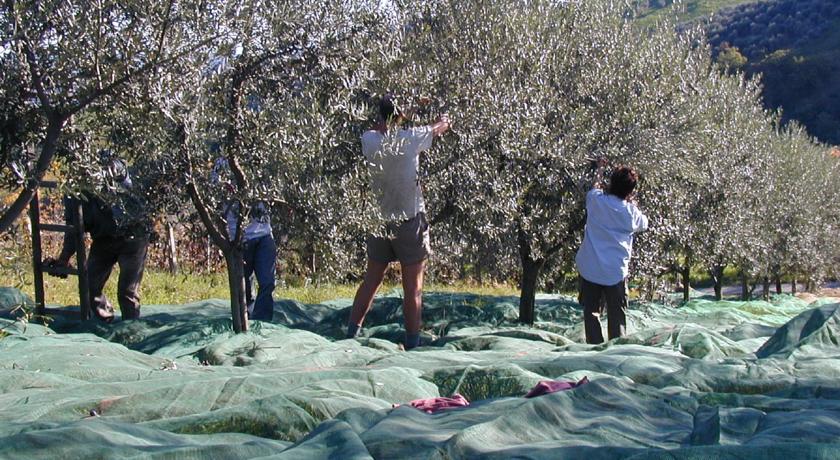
[28,181,91,320]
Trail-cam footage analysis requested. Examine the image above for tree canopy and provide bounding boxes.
[2,0,838,329]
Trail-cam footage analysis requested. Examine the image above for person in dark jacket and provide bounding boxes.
[45,152,152,322]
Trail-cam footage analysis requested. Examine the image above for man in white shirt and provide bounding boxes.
[347,94,450,349]
[575,159,648,344]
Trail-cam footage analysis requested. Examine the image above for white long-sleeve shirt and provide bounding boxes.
[575,188,648,286]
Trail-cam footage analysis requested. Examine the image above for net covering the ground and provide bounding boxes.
[1,286,840,458]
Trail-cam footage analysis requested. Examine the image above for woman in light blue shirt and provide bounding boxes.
[575,159,648,344]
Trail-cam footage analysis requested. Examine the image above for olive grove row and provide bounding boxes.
[2,0,838,330]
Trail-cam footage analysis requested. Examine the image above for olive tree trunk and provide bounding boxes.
[224,249,248,333]
[681,254,692,302]
[0,117,65,233]
[762,276,770,301]
[517,222,546,326]
[711,265,724,301]
[186,158,249,332]
[519,256,545,326]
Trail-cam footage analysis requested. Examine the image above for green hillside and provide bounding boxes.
[633,0,760,25]
[636,0,840,145]
[749,20,840,144]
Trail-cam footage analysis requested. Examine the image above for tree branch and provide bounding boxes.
[178,123,232,253]
[0,116,66,233]
[72,35,221,113]
[18,35,55,115]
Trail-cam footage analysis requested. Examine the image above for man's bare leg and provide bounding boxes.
[347,259,389,338]
[401,260,425,349]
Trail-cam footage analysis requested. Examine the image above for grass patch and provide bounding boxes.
[0,271,233,307]
[688,265,741,287]
[0,269,520,307]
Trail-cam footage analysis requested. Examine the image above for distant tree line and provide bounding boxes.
[699,0,840,144]
[704,0,840,59]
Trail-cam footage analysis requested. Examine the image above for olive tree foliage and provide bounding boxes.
[132,0,395,331]
[761,125,840,294]
[381,0,771,322]
[662,71,775,301]
[0,0,210,233]
[819,155,840,283]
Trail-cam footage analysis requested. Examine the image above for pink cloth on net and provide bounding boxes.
[402,394,471,414]
[524,376,589,398]
[395,377,588,414]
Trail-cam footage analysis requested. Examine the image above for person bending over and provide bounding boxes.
[46,151,152,322]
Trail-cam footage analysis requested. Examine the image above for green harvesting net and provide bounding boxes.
[1,286,839,458]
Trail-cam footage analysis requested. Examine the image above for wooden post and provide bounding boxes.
[29,190,45,317]
[74,202,91,320]
[741,273,750,301]
[166,221,178,274]
[206,237,212,273]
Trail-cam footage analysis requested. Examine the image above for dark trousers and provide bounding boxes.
[87,235,148,321]
[579,277,627,344]
[243,235,276,321]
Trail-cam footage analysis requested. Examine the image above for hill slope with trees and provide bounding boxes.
[637,0,840,145]
[633,0,756,24]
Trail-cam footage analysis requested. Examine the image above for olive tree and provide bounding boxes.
[0,0,210,233]
[761,125,840,295]
[138,0,393,332]
[672,71,774,301]
[386,0,763,322]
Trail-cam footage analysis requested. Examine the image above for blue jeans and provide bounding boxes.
[243,235,276,321]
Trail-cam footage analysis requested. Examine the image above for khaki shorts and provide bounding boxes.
[366,212,430,265]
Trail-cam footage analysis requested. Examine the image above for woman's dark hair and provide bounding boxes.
[607,166,639,200]
[379,94,398,122]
